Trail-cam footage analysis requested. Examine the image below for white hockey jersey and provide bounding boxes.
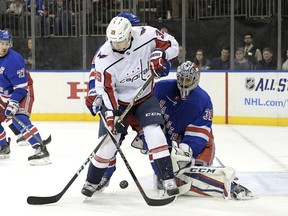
[93,26,179,110]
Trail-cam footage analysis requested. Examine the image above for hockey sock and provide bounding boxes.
[86,163,107,184]
[8,123,21,136]
[154,156,175,180]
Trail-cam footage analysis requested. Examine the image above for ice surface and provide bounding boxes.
[1,122,287,216]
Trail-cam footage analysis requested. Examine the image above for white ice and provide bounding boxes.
[1,122,288,216]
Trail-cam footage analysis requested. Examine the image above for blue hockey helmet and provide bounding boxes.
[117,12,141,26]
[0,29,12,42]
[0,29,13,57]
[176,61,200,100]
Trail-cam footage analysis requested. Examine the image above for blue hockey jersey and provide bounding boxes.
[0,49,28,103]
[154,79,214,158]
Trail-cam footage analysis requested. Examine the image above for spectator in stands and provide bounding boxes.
[19,0,45,37]
[207,46,230,70]
[233,47,258,70]
[53,0,72,36]
[282,48,288,70]
[243,33,262,65]
[194,49,210,70]
[259,47,277,70]
[6,0,23,15]
[23,38,33,70]
[170,45,186,69]
[157,0,171,20]
[43,0,56,36]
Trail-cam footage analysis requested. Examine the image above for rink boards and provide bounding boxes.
[29,70,288,126]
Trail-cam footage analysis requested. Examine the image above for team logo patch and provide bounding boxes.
[245,77,255,90]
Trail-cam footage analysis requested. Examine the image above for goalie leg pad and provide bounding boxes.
[176,166,236,199]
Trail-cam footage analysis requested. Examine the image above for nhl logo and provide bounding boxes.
[245,77,255,90]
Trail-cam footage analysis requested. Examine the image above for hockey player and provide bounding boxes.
[92,61,253,200]
[154,61,253,200]
[0,29,51,165]
[81,15,179,198]
[85,12,154,192]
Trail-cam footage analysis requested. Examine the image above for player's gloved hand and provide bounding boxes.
[85,89,102,116]
[114,109,127,135]
[4,99,20,118]
[105,110,115,134]
[150,48,167,78]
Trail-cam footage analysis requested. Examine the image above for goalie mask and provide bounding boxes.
[0,29,13,57]
[106,17,132,51]
[176,61,200,100]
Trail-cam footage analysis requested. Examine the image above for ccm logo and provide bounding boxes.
[145,112,161,117]
[67,82,88,99]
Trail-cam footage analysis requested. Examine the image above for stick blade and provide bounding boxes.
[27,195,60,205]
[145,195,176,206]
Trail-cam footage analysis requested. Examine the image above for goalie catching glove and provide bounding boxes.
[150,49,168,78]
[85,89,103,116]
[4,99,19,118]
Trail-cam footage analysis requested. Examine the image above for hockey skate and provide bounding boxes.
[231,182,254,200]
[81,181,98,197]
[16,134,29,146]
[162,178,180,196]
[0,138,11,159]
[96,176,111,192]
[28,145,51,166]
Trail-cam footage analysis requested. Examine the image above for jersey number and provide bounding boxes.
[203,109,213,121]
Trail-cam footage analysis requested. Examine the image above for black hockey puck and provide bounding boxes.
[119,180,128,189]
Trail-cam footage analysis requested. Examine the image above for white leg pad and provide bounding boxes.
[176,166,236,199]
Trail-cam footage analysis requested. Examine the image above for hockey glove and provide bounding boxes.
[105,110,115,133]
[114,109,127,135]
[85,89,102,116]
[4,100,20,118]
[150,49,167,78]
[105,110,127,135]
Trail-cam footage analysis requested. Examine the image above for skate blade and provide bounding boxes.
[18,141,29,146]
[0,154,10,159]
[29,157,51,166]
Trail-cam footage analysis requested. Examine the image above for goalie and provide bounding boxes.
[152,61,253,200]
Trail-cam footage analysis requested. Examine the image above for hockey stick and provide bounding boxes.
[27,133,109,205]
[117,75,153,123]
[99,113,176,206]
[0,103,48,146]
[27,75,154,205]
[11,114,47,145]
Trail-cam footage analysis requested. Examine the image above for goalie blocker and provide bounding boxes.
[171,146,254,200]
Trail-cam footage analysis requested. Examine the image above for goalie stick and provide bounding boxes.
[99,113,176,206]
[27,75,154,205]
[27,133,109,205]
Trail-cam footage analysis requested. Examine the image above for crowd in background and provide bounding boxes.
[1,0,288,38]
[1,0,288,70]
